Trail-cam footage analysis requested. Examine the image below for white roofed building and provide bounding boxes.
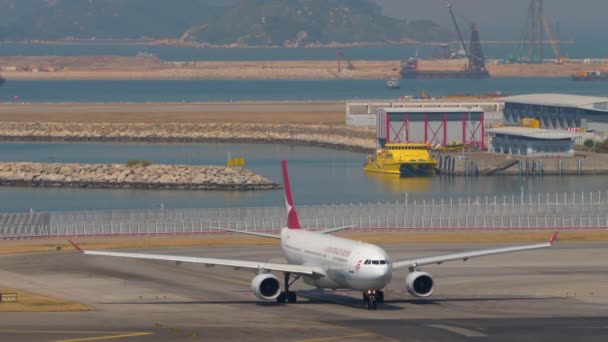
[501,94,608,133]
[487,127,580,157]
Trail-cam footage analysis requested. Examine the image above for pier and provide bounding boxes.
[434,152,608,176]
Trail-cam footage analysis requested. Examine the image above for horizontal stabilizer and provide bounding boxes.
[318,225,356,235]
[209,227,280,239]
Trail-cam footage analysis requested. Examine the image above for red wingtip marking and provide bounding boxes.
[550,232,558,245]
[281,160,301,229]
[69,240,83,252]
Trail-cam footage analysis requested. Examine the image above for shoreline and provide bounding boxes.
[0,101,346,124]
[2,57,605,80]
[2,122,608,176]
[4,40,575,48]
[0,122,376,153]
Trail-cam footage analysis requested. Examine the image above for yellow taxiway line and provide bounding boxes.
[54,332,152,342]
[293,333,373,342]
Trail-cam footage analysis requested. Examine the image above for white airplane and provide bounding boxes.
[70,160,558,310]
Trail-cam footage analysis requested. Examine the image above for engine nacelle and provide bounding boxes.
[251,273,281,300]
[405,271,434,297]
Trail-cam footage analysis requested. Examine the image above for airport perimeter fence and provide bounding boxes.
[1,190,608,239]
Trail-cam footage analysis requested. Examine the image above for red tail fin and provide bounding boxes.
[282,160,301,229]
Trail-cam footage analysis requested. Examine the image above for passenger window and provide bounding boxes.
[372,260,380,265]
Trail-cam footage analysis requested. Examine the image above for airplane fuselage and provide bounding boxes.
[280,228,392,290]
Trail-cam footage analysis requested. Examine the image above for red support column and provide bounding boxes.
[424,114,428,144]
[443,113,448,145]
[385,112,390,144]
[481,111,485,149]
[462,112,466,144]
[405,114,409,143]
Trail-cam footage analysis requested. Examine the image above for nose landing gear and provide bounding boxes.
[363,289,384,310]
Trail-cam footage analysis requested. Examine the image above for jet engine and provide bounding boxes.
[405,271,434,297]
[251,274,281,300]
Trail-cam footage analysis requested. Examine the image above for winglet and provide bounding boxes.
[550,232,558,245]
[281,160,301,229]
[69,240,83,252]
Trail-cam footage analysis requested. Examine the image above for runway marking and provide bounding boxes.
[427,324,487,337]
[54,332,152,342]
[292,332,373,342]
[0,330,143,334]
[180,323,351,330]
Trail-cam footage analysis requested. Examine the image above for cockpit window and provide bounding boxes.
[372,260,380,265]
[379,260,386,265]
[364,260,370,265]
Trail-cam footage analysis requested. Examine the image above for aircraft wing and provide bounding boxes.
[69,241,325,277]
[392,232,558,270]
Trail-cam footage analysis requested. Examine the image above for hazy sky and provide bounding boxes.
[377,0,604,40]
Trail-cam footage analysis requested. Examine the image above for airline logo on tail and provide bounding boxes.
[282,160,301,229]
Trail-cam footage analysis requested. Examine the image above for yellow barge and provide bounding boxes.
[364,143,437,176]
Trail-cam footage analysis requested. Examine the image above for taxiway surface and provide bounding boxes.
[1,241,607,341]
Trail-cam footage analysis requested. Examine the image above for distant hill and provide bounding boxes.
[0,0,452,46]
[4,0,219,40]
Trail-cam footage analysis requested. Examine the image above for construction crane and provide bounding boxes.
[541,17,562,63]
[337,50,355,72]
[445,0,488,75]
[445,0,469,59]
[510,0,561,64]
[399,2,488,79]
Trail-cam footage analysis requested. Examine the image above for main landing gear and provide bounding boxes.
[276,272,299,304]
[363,289,384,310]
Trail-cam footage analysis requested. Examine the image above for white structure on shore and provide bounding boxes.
[486,127,579,157]
[502,94,608,133]
[346,98,503,127]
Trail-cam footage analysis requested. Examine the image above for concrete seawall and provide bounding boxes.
[434,152,608,176]
[0,162,280,190]
[0,122,376,153]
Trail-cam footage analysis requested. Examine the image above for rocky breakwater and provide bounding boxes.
[0,162,280,190]
[0,122,376,152]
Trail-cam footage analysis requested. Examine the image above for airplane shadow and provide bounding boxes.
[297,292,562,311]
[100,293,562,311]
